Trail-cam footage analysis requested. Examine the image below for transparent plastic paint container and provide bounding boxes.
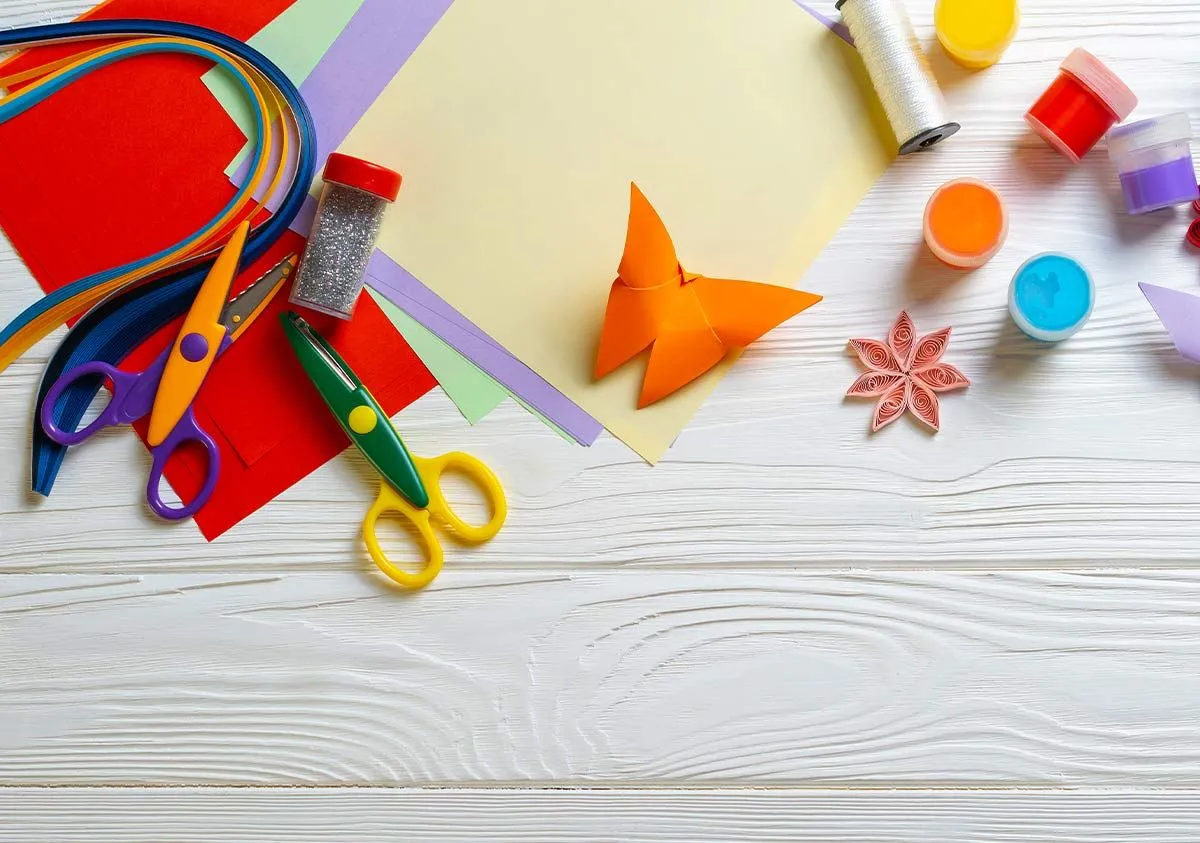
[1106,112,1199,214]
[291,153,402,320]
[923,178,1007,268]
[1025,49,1136,162]
[1008,252,1094,342]
[934,0,1019,69]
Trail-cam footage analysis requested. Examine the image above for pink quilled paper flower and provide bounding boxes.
[847,311,969,433]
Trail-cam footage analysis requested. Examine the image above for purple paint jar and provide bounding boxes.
[1107,112,1199,214]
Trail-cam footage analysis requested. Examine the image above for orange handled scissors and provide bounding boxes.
[41,222,295,519]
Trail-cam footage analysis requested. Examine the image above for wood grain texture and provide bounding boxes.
[5,0,1200,571]
[0,0,85,27]
[6,787,1200,842]
[3,0,1200,837]
[6,570,1200,786]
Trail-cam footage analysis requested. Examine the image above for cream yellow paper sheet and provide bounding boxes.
[336,0,892,462]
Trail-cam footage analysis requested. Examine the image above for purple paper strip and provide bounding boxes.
[305,0,453,163]
[366,253,604,444]
[794,1,851,42]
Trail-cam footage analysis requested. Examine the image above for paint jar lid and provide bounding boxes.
[935,0,1020,69]
[1107,112,1193,158]
[923,179,1008,268]
[1061,48,1137,121]
[1008,252,1095,342]
[323,153,403,202]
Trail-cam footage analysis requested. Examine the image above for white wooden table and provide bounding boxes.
[6,0,1200,839]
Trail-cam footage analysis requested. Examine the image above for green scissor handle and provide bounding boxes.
[281,311,428,508]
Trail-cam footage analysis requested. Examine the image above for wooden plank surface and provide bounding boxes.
[6,570,1200,786]
[5,788,1200,843]
[4,0,1200,839]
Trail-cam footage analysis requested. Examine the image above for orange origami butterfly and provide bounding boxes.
[595,183,823,407]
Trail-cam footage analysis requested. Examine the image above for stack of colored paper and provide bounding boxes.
[209,0,892,462]
[0,0,436,540]
[0,0,891,541]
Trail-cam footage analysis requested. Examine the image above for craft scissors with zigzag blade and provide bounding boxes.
[41,221,296,520]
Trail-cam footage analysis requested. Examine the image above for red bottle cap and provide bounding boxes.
[323,153,402,202]
[1061,48,1136,121]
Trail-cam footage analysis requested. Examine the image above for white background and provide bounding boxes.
[5,0,1200,839]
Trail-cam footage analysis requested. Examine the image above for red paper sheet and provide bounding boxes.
[0,0,436,538]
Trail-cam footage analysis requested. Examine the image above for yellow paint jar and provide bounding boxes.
[935,0,1020,69]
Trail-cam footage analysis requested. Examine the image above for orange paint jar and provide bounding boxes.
[923,179,1007,268]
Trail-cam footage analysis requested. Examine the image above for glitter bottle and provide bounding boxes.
[290,153,402,320]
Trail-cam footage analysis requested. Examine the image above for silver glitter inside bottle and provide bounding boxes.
[291,154,401,320]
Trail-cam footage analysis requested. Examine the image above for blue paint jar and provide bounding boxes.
[1008,253,1094,342]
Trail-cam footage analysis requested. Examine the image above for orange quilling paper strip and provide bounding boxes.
[594,183,823,408]
[847,310,969,433]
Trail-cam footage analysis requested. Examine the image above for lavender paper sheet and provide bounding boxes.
[1141,283,1200,363]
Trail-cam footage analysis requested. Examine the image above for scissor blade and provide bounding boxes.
[285,311,360,392]
[221,254,297,341]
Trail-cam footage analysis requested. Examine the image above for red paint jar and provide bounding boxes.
[1025,48,1137,162]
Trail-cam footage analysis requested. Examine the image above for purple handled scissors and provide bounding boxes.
[41,227,296,521]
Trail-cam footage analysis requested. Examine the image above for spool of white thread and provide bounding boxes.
[837,0,960,154]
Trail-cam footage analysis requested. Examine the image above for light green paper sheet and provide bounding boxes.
[201,0,365,173]
[372,292,573,440]
[370,291,507,425]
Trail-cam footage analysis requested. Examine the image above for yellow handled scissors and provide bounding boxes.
[281,311,506,588]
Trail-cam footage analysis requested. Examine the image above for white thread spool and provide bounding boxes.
[837,0,959,154]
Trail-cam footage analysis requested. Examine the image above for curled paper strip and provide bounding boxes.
[874,379,909,430]
[917,362,970,392]
[847,371,902,396]
[847,310,969,433]
[889,312,915,365]
[913,328,950,369]
[907,378,940,431]
[849,338,898,373]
